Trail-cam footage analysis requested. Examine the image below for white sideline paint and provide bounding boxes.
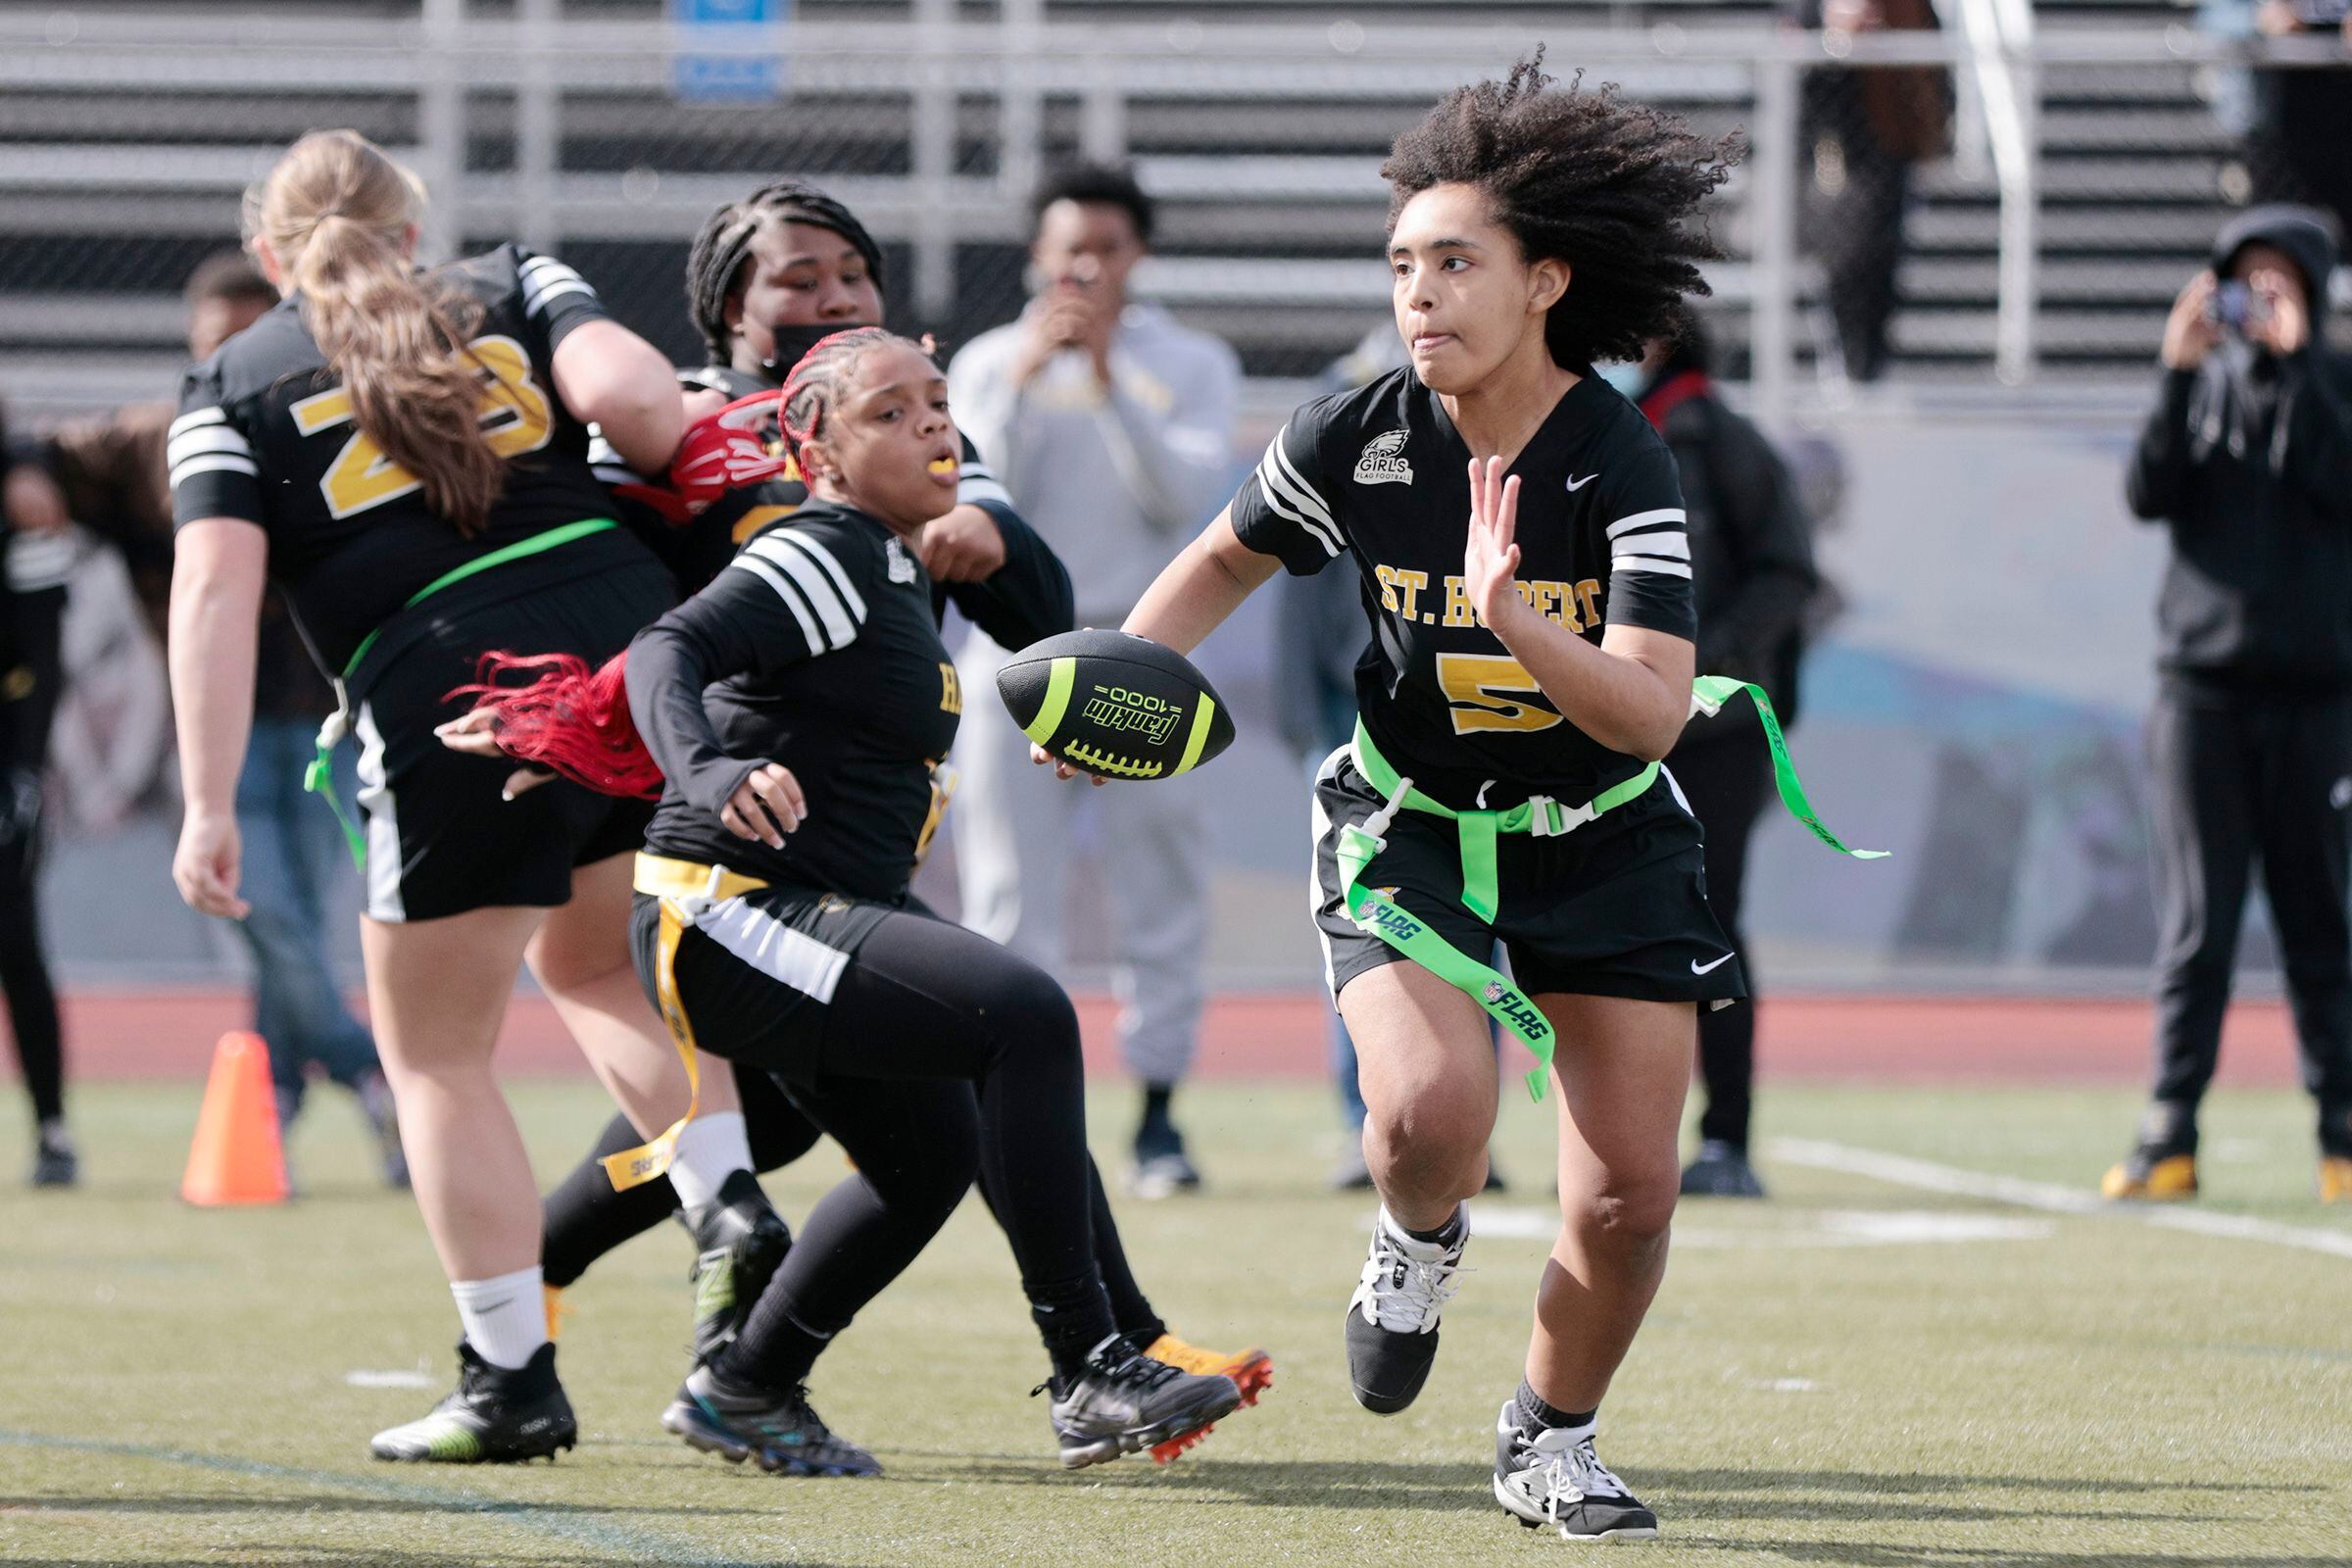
[1454,1204,2052,1248]
[343,1369,435,1389]
[1767,1137,2352,1262]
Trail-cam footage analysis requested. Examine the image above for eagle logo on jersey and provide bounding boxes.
[1352,430,1413,487]
[887,537,919,584]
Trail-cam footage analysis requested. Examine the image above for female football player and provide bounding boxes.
[1097,58,1740,1538]
[513,184,1270,1447]
[168,129,738,1463]
[490,327,1242,1472]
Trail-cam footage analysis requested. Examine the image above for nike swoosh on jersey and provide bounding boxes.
[1565,472,1598,491]
[1690,953,1735,975]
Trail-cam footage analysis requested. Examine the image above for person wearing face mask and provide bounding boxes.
[2108,205,2352,1205]
[1603,323,1820,1200]
[947,165,1242,1200]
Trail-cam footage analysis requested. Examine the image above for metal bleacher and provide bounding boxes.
[0,0,2305,424]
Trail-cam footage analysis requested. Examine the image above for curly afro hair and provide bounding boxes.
[1381,51,1739,369]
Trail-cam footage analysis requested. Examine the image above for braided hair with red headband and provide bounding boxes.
[450,326,932,796]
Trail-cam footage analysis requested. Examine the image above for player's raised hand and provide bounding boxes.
[2161,271,2221,371]
[1463,455,1524,628]
[720,760,807,847]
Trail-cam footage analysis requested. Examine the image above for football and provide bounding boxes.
[996,629,1237,781]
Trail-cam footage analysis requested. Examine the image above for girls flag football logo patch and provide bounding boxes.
[1353,430,1413,486]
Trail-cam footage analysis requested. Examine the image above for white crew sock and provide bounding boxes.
[665,1111,752,1212]
[451,1266,548,1370]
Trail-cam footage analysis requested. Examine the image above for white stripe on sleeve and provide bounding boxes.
[167,425,252,468]
[171,454,261,484]
[765,531,868,624]
[168,407,227,441]
[1612,533,1689,561]
[728,554,824,651]
[1612,557,1693,579]
[746,533,863,649]
[1265,438,1336,530]
[1254,441,1342,558]
[1606,507,1688,539]
[956,476,1013,508]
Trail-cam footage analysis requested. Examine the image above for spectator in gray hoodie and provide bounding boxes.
[948,166,1241,1199]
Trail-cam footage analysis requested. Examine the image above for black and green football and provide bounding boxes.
[996,629,1236,781]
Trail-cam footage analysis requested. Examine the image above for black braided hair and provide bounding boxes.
[775,325,925,476]
[1381,51,1739,368]
[684,180,887,361]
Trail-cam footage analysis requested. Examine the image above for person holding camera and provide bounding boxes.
[2109,205,2352,1204]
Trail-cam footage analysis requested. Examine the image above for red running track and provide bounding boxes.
[23,989,2309,1087]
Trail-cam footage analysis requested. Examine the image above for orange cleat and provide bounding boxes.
[1142,1334,1274,1463]
[2320,1154,2352,1204]
[2102,1152,2198,1201]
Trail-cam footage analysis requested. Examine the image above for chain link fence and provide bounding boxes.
[3,1,2344,425]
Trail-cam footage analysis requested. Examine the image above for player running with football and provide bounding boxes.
[460,326,1244,1474]
[1099,58,1756,1538]
[482,181,1270,1454]
[168,130,736,1463]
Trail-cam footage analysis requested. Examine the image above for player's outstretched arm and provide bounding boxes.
[1122,506,1280,656]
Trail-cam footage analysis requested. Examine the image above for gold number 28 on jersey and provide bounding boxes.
[1436,652,1564,735]
[290,334,554,518]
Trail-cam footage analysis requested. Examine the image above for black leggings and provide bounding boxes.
[541,1068,1167,1346]
[639,895,1120,1377]
[0,580,64,1132]
[0,771,62,1128]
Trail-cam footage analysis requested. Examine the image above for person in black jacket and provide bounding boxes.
[2109,204,2352,1204]
[1608,324,1820,1199]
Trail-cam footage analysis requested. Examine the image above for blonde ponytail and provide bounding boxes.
[253,130,505,535]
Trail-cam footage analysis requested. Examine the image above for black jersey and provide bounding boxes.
[171,242,648,673]
[630,501,965,902]
[604,362,1018,601]
[1230,368,1696,808]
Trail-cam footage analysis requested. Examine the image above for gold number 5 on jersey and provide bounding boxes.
[290,334,554,518]
[1436,651,1564,735]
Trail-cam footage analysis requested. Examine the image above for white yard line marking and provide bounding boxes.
[1767,1137,2352,1262]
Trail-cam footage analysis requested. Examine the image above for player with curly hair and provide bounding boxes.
[1098,56,1768,1538]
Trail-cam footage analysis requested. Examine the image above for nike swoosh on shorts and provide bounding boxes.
[1690,953,1735,975]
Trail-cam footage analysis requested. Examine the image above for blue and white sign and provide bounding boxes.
[671,0,790,103]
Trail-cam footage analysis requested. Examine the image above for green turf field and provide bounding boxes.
[5,1080,2350,1566]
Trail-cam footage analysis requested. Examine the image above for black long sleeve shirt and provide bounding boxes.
[2127,347,2352,692]
[628,499,1070,898]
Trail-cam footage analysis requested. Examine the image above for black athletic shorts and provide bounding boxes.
[1309,747,1746,1008]
[630,884,897,1080]
[630,886,1066,1087]
[349,559,672,922]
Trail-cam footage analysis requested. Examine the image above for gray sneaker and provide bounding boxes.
[1043,1334,1241,1469]
[662,1364,881,1477]
[1493,1399,1659,1541]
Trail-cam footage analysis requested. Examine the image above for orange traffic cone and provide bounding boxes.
[181,1032,289,1205]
